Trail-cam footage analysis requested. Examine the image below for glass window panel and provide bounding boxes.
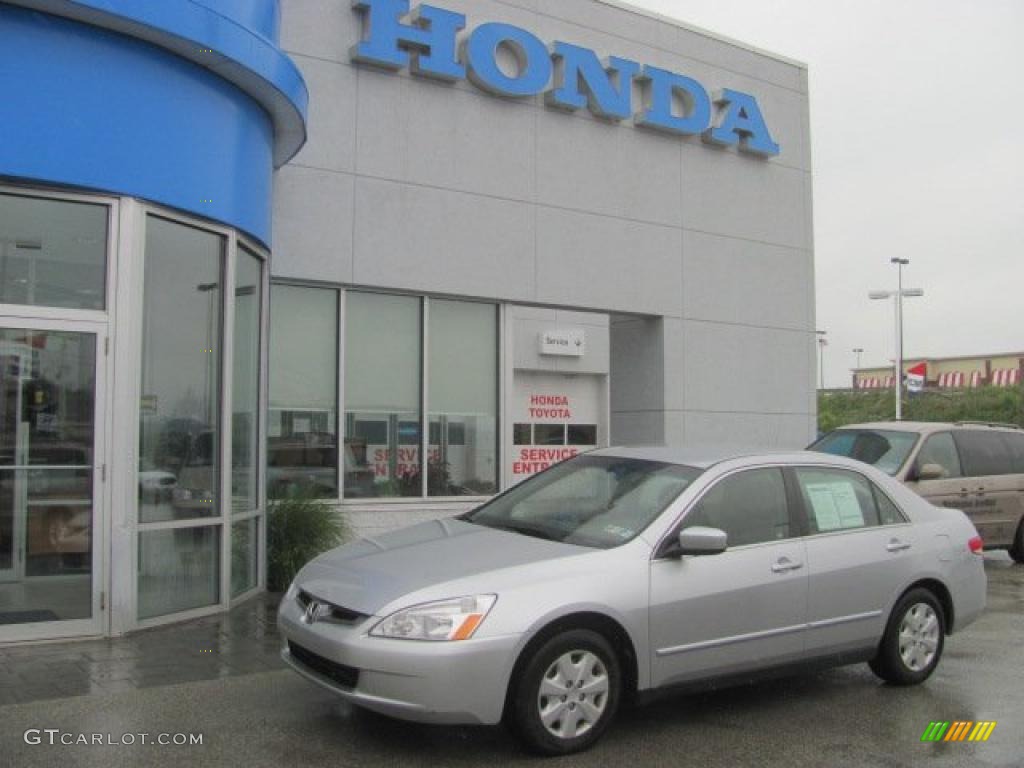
[534,424,565,446]
[0,331,95,467]
[269,285,338,498]
[794,468,881,534]
[25,468,92,578]
[345,293,421,498]
[0,328,97,624]
[568,424,598,446]
[513,424,532,446]
[233,248,262,513]
[0,193,107,310]
[954,431,1014,477]
[915,433,962,479]
[231,517,258,597]
[687,469,792,546]
[428,300,497,497]
[139,216,224,525]
[137,526,221,620]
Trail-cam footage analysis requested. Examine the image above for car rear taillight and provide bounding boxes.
[968,536,984,555]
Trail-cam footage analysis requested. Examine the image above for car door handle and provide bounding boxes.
[886,539,912,553]
[772,557,803,573]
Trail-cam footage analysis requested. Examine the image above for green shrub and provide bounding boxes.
[266,487,349,592]
[819,386,1024,434]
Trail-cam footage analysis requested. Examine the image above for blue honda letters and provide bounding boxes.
[352,0,780,158]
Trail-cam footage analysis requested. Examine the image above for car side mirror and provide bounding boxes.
[677,526,728,556]
[917,463,946,481]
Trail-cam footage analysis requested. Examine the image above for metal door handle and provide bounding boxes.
[772,558,803,573]
[887,540,912,553]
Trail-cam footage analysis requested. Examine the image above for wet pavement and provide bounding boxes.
[0,555,1021,767]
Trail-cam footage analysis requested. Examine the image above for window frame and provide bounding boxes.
[910,430,963,481]
[953,429,1015,478]
[270,284,503,504]
[788,465,909,538]
[654,464,801,558]
[0,185,119,325]
[128,204,270,631]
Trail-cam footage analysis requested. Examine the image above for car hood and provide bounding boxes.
[297,518,587,615]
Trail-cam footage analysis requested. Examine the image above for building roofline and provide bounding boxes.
[853,351,1024,373]
[594,0,808,70]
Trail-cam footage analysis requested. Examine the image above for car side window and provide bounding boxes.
[795,468,881,534]
[953,431,1013,477]
[1001,433,1024,473]
[915,433,962,479]
[684,468,790,547]
[873,486,908,525]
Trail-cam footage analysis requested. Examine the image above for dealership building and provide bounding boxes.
[0,0,814,641]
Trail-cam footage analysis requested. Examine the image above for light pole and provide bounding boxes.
[853,348,864,370]
[869,260,923,420]
[816,330,828,390]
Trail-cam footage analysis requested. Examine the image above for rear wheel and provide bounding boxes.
[1009,521,1024,564]
[508,629,621,755]
[869,588,945,685]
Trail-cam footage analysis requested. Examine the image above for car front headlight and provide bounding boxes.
[370,595,497,641]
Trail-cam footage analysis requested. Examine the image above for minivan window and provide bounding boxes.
[954,431,1014,477]
[808,429,919,476]
[914,433,962,480]
[1001,433,1024,473]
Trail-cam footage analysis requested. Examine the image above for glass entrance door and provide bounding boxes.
[0,325,104,640]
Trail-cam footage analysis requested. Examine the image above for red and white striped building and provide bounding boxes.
[852,352,1023,391]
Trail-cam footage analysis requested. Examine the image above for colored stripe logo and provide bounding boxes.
[921,721,997,742]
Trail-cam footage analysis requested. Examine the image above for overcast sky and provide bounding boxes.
[629,0,1023,388]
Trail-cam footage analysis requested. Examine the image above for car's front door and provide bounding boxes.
[649,467,808,688]
[794,466,917,657]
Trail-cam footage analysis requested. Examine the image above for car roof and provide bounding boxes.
[590,445,872,471]
[832,421,1023,434]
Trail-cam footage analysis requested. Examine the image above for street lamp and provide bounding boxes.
[869,259,923,420]
[816,330,828,390]
[853,347,864,370]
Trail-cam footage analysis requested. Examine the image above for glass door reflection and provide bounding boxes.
[0,329,97,628]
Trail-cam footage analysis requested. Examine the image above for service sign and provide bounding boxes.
[351,0,781,157]
[539,329,585,357]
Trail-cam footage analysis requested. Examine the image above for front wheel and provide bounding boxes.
[508,629,621,755]
[869,588,945,685]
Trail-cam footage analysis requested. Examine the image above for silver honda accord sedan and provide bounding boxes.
[278,447,987,755]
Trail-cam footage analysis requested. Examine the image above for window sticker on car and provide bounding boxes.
[805,481,864,531]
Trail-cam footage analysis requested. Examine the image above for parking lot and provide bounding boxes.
[0,554,1021,768]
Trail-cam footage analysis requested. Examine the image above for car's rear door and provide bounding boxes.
[792,466,918,658]
[953,430,1018,547]
[649,467,808,688]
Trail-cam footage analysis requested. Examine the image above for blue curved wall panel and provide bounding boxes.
[0,1,308,246]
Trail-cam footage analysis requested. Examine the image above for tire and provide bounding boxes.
[869,588,945,685]
[1009,521,1024,564]
[508,629,621,756]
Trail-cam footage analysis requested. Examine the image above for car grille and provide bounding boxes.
[288,641,360,690]
[296,590,367,624]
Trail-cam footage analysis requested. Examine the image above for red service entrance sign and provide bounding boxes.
[510,372,604,482]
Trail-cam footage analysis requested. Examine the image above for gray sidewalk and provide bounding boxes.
[0,595,284,706]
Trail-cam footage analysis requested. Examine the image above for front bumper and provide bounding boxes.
[278,593,520,725]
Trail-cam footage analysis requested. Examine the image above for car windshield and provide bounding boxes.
[463,455,702,549]
[809,429,919,475]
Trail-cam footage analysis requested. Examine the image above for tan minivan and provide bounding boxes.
[810,421,1024,562]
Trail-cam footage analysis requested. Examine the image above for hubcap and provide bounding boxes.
[898,603,939,672]
[537,650,609,740]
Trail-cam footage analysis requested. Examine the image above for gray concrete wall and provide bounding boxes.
[273,0,816,464]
